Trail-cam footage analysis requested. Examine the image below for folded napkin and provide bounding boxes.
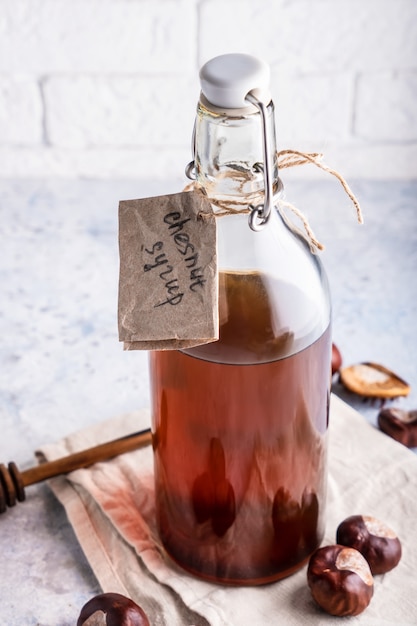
[39,395,417,625]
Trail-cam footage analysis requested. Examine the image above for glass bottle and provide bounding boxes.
[149,54,331,585]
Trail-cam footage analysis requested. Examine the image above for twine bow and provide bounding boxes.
[275,149,363,252]
[187,149,363,253]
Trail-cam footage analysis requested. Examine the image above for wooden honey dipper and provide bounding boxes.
[0,427,152,514]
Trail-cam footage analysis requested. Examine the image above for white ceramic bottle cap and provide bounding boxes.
[199,53,271,110]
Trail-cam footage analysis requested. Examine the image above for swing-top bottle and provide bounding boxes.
[149,53,332,584]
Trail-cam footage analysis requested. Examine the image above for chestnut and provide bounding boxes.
[191,437,236,537]
[378,407,417,448]
[336,514,402,574]
[77,592,150,626]
[307,545,374,616]
[331,343,342,376]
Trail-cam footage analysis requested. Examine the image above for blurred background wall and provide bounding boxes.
[0,0,416,181]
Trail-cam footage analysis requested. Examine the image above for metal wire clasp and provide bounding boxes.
[245,92,275,232]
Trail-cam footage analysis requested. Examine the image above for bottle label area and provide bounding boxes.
[118,190,218,350]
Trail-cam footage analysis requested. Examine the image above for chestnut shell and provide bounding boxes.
[307,545,374,617]
[339,362,410,399]
[336,515,402,574]
[77,592,150,626]
[331,343,342,376]
[378,408,417,448]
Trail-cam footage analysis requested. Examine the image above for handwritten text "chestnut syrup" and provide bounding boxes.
[143,211,207,307]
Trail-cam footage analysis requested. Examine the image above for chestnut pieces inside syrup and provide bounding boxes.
[336,515,402,575]
[307,545,374,616]
[77,593,150,626]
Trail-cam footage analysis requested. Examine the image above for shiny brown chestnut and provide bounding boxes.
[336,514,402,574]
[331,343,343,376]
[77,592,150,626]
[307,545,374,616]
[378,407,417,448]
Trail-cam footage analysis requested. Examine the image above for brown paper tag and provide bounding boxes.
[118,190,218,350]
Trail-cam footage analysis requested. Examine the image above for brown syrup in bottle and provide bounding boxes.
[149,270,331,584]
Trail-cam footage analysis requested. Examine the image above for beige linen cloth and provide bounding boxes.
[39,394,417,625]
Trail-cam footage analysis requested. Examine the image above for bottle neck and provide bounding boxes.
[194,98,279,210]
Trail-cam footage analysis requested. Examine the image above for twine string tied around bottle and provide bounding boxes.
[187,149,363,253]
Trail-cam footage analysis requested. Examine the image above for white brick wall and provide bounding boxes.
[0,0,416,180]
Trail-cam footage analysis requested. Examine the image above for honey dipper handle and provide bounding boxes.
[21,428,153,487]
